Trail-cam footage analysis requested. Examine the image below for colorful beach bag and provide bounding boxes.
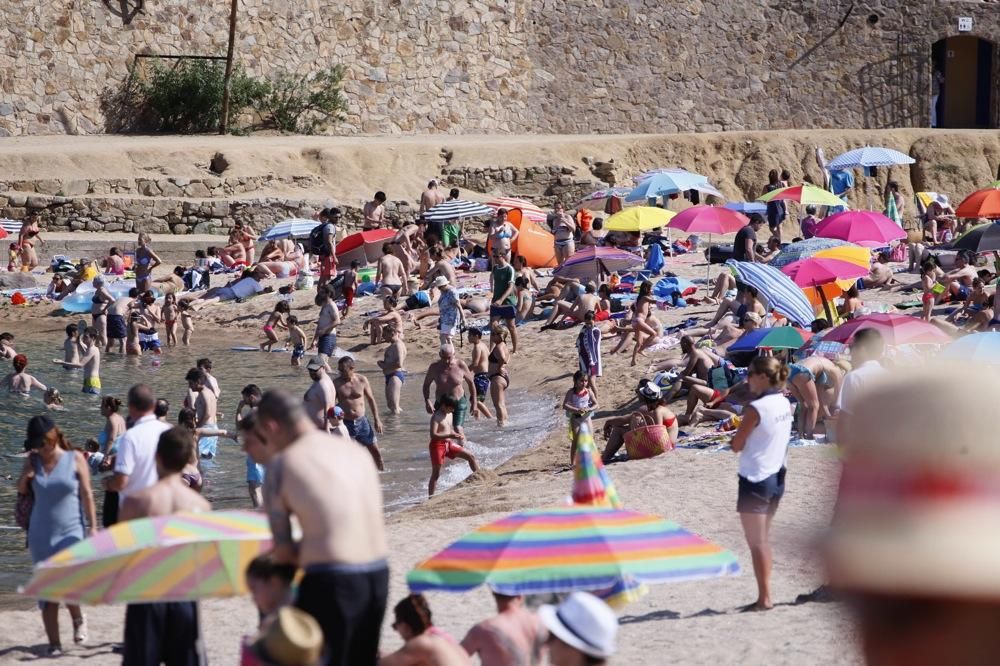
[624,412,673,460]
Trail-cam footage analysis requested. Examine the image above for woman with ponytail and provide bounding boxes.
[382,594,471,665]
[730,356,793,612]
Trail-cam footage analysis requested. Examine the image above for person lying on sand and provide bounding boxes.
[677,377,757,428]
[862,251,898,289]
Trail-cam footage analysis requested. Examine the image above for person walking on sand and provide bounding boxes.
[17,416,98,656]
[53,326,102,395]
[119,427,210,666]
[427,394,479,496]
[378,323,407,415]
[257,390,389,666]
[334,356,385,471]
[423,343,477,439]
[729,356,793,612]
[539,592,618,666]
[315,208,340,288]
[311,288,342,364]
[461,592,543,666]
[303,356,337,431]
[17,213,45,272]
[381,594,472,665]
[467,328,494,420]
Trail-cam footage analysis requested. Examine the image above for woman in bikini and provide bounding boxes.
[237,222,258,264]
[260,301,290,352]
[17,215,44,272]
[787,355,849,441]
[630,280,660,367]
[90,276,114,350]
[134,232,162,293]
[838,285,863,320]
[487,210,519,266]
[488,321,511,427]
[551,202,577,267]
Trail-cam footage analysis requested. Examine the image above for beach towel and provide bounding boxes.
[886,193,901,225]
[645,244,665,274]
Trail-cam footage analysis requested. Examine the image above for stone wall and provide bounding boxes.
[1,1,996,136]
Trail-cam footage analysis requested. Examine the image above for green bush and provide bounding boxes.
[262,66,348,134]
[139,59,269,133]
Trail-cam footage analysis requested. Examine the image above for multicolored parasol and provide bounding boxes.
[757,184,848,208]
[770,238,869,269]
[727,326,812,353]
[553,246,644,282]
[406,505,740,595]
[20,510,271,604]
[571,422,622,509]
[485,197,547,224]
[604,207,675,232]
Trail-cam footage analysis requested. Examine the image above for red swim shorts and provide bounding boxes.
[342,285,355,307]
[319,255,337,282]
[594,310,611,322]
[429,439,465,466]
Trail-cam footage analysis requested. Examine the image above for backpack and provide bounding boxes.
[308,223,332,256]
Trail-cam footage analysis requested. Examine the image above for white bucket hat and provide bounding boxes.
[432,275,449,288]
[539,592,618,659]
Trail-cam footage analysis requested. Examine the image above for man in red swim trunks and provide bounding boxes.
[427,394,478,496]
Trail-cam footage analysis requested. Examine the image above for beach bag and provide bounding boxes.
[15,489,33,530]
[624,412,672,460]
[890,242,907,263]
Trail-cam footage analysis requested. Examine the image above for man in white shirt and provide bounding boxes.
[105,384,172,512]
[837,328,887,417]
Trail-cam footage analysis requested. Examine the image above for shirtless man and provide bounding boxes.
[2,354,46,395]
[106,290,133,354]
[944,250,978,301]
[363,191,387,230]
[363,295,405,346]
[423,245,458,290]
[310,289,342,363]
[303,357,337,431]
[376,243,406,298]
[61,325,83,367]
[862,251,898,289]
[334,356,385,471]
[54,327,102,394]
[420,180,446,214]
[422,343,477,438]
[461,593,543,666]
[468,328,493,419]
[377,324,407,415]
[185,368,219,458]
[152,267,186,295]
[0,333,16,360]
[119,427,209,666]
[541,281,600,329]
[257,390,388,666]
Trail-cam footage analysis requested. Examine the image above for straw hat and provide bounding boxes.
[252,607,323,666]
[825,363,1000,599]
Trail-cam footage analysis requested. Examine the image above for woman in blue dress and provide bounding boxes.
[17,416,98,656]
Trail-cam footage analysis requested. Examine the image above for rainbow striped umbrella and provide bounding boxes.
[406,505,739,595]
[572,423,622,509]
[20,510,271,604]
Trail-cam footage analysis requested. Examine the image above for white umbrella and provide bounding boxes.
[260,218,319,241]
[827,146,915,169]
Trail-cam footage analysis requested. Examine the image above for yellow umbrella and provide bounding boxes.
[813,245,871,268]
[605,206,676,232]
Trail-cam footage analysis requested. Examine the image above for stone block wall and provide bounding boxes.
[1,1,997,136]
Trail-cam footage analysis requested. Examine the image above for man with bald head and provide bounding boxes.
[422,343,476,438]
[256,390,388,666]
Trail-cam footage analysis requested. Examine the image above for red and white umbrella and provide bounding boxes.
[485,197,547,223]
[335,229,396,266]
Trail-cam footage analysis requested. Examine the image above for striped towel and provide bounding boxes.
[1,219,23,236]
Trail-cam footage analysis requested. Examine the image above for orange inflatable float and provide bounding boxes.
[489,208,557,268]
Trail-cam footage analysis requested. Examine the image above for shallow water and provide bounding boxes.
[0,332,557,600]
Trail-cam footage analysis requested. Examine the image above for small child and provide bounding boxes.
[0,332,15,360]
[44,388,64,410]
[126,311,142,356]
[326,405,350,439]
[83,438,105,473]
[260,301,290,352]
[179,300,194,346]
[245,553,296,628]
[427,395,479,496]
[341,261,359,316]
[162,293,180,348]
[7,243,19,272]
[286,315,307,366]
[563,370,599,464]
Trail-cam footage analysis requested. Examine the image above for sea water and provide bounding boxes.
[0,332,557,601]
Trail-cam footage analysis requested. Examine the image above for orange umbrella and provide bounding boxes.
[956,187,1000,219]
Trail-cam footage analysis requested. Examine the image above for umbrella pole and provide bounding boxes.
[816,284,833,324]
[706,233,713,295]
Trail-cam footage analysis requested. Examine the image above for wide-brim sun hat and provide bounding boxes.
[825,362,1000,599]
[252,607,323,666]
[539,591,617,659]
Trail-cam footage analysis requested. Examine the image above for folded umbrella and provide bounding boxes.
[725,260,817,327]
[758,184,849,208]
[260,218,320,241]
[822,313,952,346]
[605,207,675,232]
[955,187,1000,220]
[814,211,906,248]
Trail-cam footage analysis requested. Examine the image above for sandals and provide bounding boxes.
[73,615,88,644]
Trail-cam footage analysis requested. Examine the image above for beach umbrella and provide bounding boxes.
[814,210,906,248]
[723,201,767,215]
[822,313,952,346]
[406,505,740,596]
[335,229,396,266]
[423,199,494,222]
[725,260,817,327]
[20,510,271,604]
[572,423,622,509]
[757,184,848,209]
[770,238,869,269]
[782,257,871,324]
[605,207,675,232]
[727,327,812,353]
[668,205,749,285]
[0,218,21,237]
[955,187,1000,219]
[626,170,717,203]
[260,217,320,241]
[826,146,915,170]
[485,197,547,224]
[939,333,1000,363]
[575,188,633,211]
[632,167,708,185]
[0,227,7,240]
[553,246,644,282]
[951,223,1000,254]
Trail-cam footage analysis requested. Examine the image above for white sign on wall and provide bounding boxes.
[958,16,973,32]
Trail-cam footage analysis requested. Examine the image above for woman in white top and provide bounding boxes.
[730,356,793,612]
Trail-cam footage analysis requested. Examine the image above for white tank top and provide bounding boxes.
[739,392,793,482]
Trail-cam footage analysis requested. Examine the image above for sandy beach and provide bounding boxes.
[0,238,890,664]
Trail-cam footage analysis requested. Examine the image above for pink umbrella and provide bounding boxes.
[782,257,871,323]
[668,205,749,287]
[823,313,952,346]
[814,211,906,249]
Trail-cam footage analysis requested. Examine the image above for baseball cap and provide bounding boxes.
[539,592,618,659]
[306,357,325,371]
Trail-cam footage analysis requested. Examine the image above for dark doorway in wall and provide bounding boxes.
[932,36,996,129]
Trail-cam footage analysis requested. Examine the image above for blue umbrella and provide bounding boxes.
[939,333,1000,363]
[827,146,915,170]
[723,201,766,215]
[626,170,712,203]
[261,217,319,241]
[725,260,816,327]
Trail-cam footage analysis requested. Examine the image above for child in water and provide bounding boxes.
[260,301,290,352]
[179,300,195,346]
[427,395,479,496]
[286,315,306,366]
[162,293,180,347]
[563,370,599,464]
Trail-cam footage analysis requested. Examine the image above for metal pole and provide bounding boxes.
[219,0,239,135]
